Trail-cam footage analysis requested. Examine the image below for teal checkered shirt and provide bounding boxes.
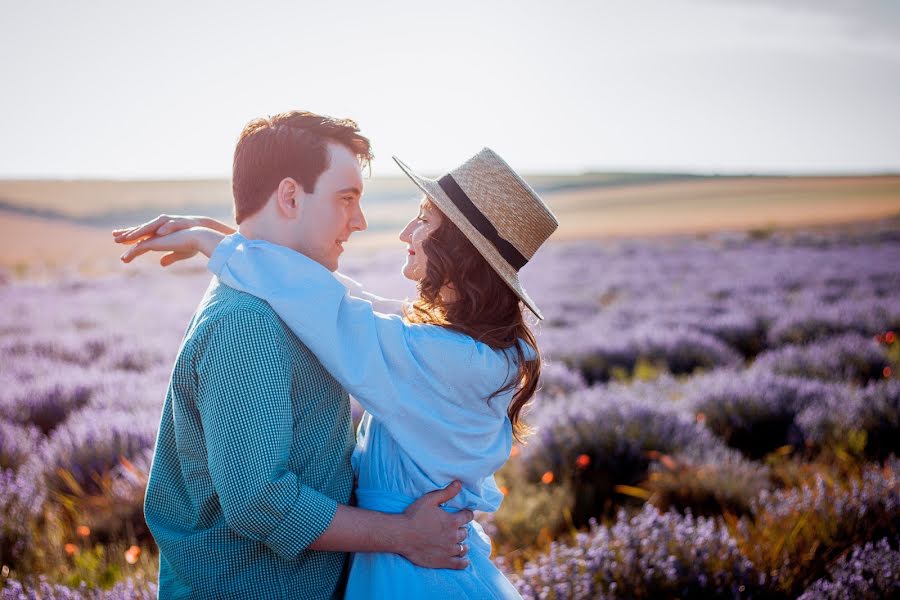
[144,280,355,599]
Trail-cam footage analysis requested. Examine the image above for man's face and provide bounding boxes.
[291,143,367,271]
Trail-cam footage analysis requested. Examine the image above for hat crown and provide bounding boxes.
[446,148,558,260]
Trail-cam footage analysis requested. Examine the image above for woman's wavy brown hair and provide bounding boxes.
[403,200,541,442]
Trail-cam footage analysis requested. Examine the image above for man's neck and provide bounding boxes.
[238,220,294,252]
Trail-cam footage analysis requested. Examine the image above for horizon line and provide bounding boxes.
[1,169,900,183]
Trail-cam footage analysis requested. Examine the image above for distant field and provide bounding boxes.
[0,172,700,221]
[1,174,899,278]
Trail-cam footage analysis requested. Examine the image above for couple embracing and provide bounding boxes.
[114,110,557,599]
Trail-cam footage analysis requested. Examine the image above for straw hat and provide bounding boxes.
[393,147,558,320]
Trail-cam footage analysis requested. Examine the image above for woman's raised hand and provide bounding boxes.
[117,227,226,267]
[112,214,236,246]
[112,215,235,267]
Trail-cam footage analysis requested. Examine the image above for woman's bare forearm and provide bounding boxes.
[199,217,237,236]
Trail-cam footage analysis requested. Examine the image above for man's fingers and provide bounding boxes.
[453,509,474,528]
[425,480,462,506]
[446,557,469,570]
[456,526,467,543]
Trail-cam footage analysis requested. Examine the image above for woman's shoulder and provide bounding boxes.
[404,324,532,387]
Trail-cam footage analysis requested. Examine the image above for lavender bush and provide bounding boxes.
[798,380,900,459]
[521,380,745,524]
[0,468,44,568]
[644,454,771,517]
[502,504,765,599]
[752,333,889,384]
[796,537,900,600]
[734,461,900,597]
[767,298,900,347]
[683,369,848,458]
[1,577,157,600]
[0,420,42,471]
[35,409,157,496]
[557,325,742,384]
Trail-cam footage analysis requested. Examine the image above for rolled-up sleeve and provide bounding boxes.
[196,309,337,559]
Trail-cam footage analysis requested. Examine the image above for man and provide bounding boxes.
[121,111,472,598]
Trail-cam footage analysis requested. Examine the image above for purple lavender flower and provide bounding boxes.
[684,369,847,458]
[0,576,157,599]
[797,538,900,600]
[0,420,42,471]
[503,504,763,599]
[753,333,889,383]
[0,467,43,567]
[35,408,157,495]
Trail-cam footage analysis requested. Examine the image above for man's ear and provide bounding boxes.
[275,177,302,217]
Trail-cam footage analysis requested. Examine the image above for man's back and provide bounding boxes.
[144,280,355,599]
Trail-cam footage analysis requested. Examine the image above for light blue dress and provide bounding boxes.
[208,233,524,599]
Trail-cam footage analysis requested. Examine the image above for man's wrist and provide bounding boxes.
[382,512,412,557]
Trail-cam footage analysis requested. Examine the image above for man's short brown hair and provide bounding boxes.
[232,111,373,223]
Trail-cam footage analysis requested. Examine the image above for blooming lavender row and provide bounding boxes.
[526,227,900,365]
[552,324,743,384]
[682,369,850,458]
[0,421,42,472]
[738,461,900,596]
[749,458,899,525]
[520,378,759,524]
[752,332,890,384]
[501,504,764,599]
[503,462,899,599]
[796,538,900,600]
[797,379,900,459]
[0,467,44,567]
[0,577,157,600]
[28,407,159,495]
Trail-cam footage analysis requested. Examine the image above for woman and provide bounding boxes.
[114,148,558,598]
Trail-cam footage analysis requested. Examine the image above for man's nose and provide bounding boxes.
[351,206,367,232]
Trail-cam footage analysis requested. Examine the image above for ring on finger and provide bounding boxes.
[456,543,464,556]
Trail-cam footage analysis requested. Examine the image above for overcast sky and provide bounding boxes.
[1,0,898,178]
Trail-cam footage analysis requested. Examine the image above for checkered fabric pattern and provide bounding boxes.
[144,281,355,599]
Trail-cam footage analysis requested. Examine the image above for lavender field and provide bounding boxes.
[2,220,900,598]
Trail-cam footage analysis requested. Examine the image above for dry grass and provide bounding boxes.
[0,212,123,278]
[547,175,900,240]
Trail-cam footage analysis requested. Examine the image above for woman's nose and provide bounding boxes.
[399,221,413,242]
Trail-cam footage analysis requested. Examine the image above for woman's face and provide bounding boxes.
[399,197,442,281]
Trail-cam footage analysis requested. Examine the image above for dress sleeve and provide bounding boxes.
[332,271,407,316]
[208,234,514,430]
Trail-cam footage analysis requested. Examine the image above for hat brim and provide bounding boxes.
[392,155,544,320]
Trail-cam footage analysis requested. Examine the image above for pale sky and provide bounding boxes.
[1,0,899,178]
